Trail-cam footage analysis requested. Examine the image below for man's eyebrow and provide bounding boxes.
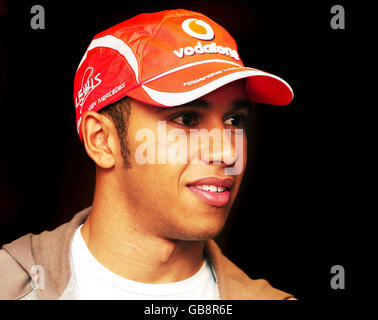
[155,99,210,112]
[154,99,252,112]
[229,100,253,112]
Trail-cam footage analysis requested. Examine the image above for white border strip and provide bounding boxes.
[77,35,139,83]
[141,69,293,106]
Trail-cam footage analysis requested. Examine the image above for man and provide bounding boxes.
[0,9,294,300]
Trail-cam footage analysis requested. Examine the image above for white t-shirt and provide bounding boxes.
[69,225,220,300]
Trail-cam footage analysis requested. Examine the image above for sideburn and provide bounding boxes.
[99,97,132,169]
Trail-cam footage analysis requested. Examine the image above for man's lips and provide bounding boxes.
[187,177,235,189]
[186,177,235,207]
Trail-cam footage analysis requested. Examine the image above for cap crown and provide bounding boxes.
[74,9,243,137]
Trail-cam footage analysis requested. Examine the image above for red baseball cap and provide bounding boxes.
[74,9,293,140]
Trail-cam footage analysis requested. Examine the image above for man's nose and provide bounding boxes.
[189,127,240,167]
[207,128,239,166]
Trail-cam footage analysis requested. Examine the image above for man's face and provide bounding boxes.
[113,80,250,241]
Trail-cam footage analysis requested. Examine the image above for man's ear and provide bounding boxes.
[81,111,117,168]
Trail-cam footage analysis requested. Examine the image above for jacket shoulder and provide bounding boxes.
[0,234,34,300]
[0,207,91,300]
[223,254,293,299]
[206,240,295,300]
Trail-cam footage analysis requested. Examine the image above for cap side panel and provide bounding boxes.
[77,35,139,82]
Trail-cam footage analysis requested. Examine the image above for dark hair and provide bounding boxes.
[98,96,132,169]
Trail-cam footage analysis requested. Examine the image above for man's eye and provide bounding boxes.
[224,114,246,127]
[171,112,199,127]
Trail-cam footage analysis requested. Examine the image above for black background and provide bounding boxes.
[0,0,361,301]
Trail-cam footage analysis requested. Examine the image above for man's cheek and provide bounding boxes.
[134,128,156,164]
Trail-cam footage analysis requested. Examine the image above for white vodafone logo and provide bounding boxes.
[181,19,215,41]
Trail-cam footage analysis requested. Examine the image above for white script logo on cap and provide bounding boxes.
[181,19,215,41]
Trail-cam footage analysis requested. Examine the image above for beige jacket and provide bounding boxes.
[0,207,294,300]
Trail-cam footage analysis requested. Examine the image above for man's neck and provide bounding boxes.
[80,202,205,284]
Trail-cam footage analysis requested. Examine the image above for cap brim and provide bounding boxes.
[127,60,293,107]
